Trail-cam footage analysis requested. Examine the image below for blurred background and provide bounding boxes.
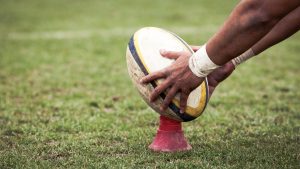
[0,0,299,168]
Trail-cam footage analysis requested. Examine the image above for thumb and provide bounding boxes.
[160,49,181,60]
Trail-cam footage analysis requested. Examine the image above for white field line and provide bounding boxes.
[7,26,218,40]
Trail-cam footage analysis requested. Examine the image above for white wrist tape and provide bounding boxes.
[189,44,221,77]
[231,48,255,67]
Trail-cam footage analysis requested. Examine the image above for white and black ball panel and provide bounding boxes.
[126,27,209,122]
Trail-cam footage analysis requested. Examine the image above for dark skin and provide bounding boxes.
[142,49,235,112]
[172,46,235,99]
[193,6,300,98]
[141,0,300,112]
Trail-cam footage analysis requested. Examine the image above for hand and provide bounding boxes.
[191,46,235,98]
[140,49,204,113]
[207,62,235,97]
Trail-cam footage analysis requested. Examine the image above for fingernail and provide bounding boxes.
[139,79,144,83]
[160,49,166,55]
[180,110,184,114]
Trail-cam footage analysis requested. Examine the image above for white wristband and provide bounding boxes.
[231,48,255,67]
[189,44,221,77]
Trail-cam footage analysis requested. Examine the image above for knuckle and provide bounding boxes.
[167,77,174,83]
[145,76,151,82]
[170,74,178,81]
[169,75,177,81]
[163,69,170,76]
[164,79,172,86]
[153,72,161,78]
[153,88,160,95]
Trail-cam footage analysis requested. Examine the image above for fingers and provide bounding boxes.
[160,49,181,59]
[161,86,178,111]
[150,79,172,102]
[179,91,189,113]
[140,70,167,84]
[190,45,201,52]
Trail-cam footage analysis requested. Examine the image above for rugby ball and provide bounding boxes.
[126,27,208,122]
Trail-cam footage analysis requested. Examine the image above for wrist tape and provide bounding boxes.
[188,44,221,77]
[231,48,255,67]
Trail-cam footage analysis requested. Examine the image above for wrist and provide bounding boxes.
[231,48,255,67]
[188,44,221,78]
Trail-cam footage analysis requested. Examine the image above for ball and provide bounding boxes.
[126,27,208,122]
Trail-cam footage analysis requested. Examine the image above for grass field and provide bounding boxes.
[0,0,299,168]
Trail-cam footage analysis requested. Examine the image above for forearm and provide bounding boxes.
[206,0,300,65]
[253,7,300,55]
[232,6,300,66]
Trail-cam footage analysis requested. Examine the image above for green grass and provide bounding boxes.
[0,0,299,168]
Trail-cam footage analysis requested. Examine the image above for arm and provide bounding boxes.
[252,6,300,55]
[197,6,300,97]
[207,0,300,65]
[141,0,300,112]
